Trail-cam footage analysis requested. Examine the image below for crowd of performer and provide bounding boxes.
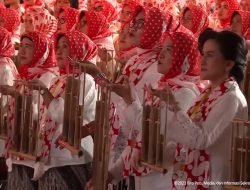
[0,0,249,189]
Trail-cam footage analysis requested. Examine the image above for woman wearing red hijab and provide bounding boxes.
[4,0,24,16]
[77,10,112,49]
[217,0,240,29]
[0,8,20,44]
[0,26,19,185]
[119,0,138,24]
[108,30,202,190]
[92,0,118,22]
[231,10,250,40]
[240,0,250,11]
[23,9,57,39]
[83,4,165,189]
[1,31,58,190]
[57,7,79,33]
[181,5,209,37]
[77,10,115,77]
[100,4,164,188]
[28,30,97,189]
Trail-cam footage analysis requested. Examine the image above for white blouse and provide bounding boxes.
[109,48,162,168]
[109,78,200,190]
[168,81,248,189]
[0,57,17,156]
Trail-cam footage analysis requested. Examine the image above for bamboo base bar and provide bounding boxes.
[140,160,168,174]
[58,139,83,157]
[9,150,38,161]
[224,186,250,190]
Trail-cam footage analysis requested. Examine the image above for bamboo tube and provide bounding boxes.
[92,87,112,190]
[230,122,235,181]
[20,94,32,153]
[230,120,250,184]
[92,100,102,189]
[68,78,78,145]
[28,89,34,155]
[58,139,83,156]
[155,106,161,165]
[162,95,169,169]
[0,96,3,136]
[0,95,8,139]
[9,150,37,161]
[13,92,22,151]
[73,66,82,149]
[140,161,167,174]
[240,123,244,182]
[62,77,72,141]
[141,105,151,161]
[102,88,112,190]
[147,107,158,164]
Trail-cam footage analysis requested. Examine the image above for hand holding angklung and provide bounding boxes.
[82,121,96,138]
[110,75,133,105]
[27,79,47,91]
[68,57,101,77]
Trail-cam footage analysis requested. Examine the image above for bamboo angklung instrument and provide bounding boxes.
[140,90,169,174]
[0,94,8,140]
[9,81,41,161]
[92,85,112,190]
[225,119,250,190]
[243,59,250,119]
[58,62,86,156]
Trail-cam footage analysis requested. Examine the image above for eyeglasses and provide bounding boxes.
[58,17,66,24]
[129,18,145,31]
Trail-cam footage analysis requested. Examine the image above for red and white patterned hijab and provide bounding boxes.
[0,27,15,58]
[219,0,240,28]
[0,27,18,77]
[122,6,164,85]
[120,0,139,22]
[55,30,98,75]
[232,10,250,40]
[93,0,118,22]
[0,8,20,35]
[19,31,58,80]
[160,31,200,81]
[24,8,58,39]
[61,7,79,31]
[79,10,111,40]
[164,12,193,34]
[181,5,209,36]
[133,5,164,50]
